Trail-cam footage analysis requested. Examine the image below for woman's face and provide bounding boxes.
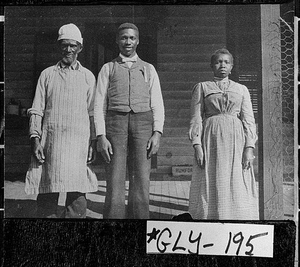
[211,54,233,78]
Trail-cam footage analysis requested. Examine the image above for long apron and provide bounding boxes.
[25,66,98,194]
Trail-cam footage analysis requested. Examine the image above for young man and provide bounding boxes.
[25,23,98,218]
[94,23,165,219]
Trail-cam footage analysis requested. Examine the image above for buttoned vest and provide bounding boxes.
[107,57,151,113]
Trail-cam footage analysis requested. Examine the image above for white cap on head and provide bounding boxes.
[57,23,83,45]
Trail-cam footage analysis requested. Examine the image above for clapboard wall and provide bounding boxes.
[156,6,226,174]
[4,5,226,179]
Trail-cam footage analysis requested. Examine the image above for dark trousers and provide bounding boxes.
[104,110,153,219]
[36,192,87,218]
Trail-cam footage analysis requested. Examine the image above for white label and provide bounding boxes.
[146,221,274,258]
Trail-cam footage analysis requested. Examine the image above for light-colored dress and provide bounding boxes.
[188,78,259,220]
[25,61,98,195]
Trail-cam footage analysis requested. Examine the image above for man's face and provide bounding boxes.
[210,54,233,78]
[116,28,139,57]
[59,39,82,66]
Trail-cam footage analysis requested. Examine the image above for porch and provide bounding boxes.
[4,178,293,220]
[3,4,296,221]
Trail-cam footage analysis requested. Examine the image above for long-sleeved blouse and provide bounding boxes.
[189,79,257,148]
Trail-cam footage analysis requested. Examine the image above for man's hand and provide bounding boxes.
[242,147,255,170]
[97,135,113,163]
[31,137,45,164]
[147,131,161,159]
[194,144,204,169]
[87,140,97,164]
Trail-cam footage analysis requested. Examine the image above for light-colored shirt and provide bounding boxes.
[94,54,165,136]
[119,53,138,68]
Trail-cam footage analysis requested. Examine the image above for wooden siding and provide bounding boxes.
[4,5,226,179]
[156,5,226,173]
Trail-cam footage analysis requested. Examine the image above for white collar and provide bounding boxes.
[119,53,138,62]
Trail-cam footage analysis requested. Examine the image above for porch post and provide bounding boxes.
[260,4,284,219]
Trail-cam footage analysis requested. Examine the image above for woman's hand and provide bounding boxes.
[242,147,255,170]
[194,144,204,169]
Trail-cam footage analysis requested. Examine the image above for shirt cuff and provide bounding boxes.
[153,122,164,134]
[192,137,201,146]
[245,140,256,149]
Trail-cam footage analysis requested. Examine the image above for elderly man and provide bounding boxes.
[25,23,98,218]
[94,23,165,219]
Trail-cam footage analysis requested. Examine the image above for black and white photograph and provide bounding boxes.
[1,2,298,266]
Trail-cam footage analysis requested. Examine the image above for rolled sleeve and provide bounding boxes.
[28,114,43,139]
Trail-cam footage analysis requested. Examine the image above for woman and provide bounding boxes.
[188,48,259,220]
